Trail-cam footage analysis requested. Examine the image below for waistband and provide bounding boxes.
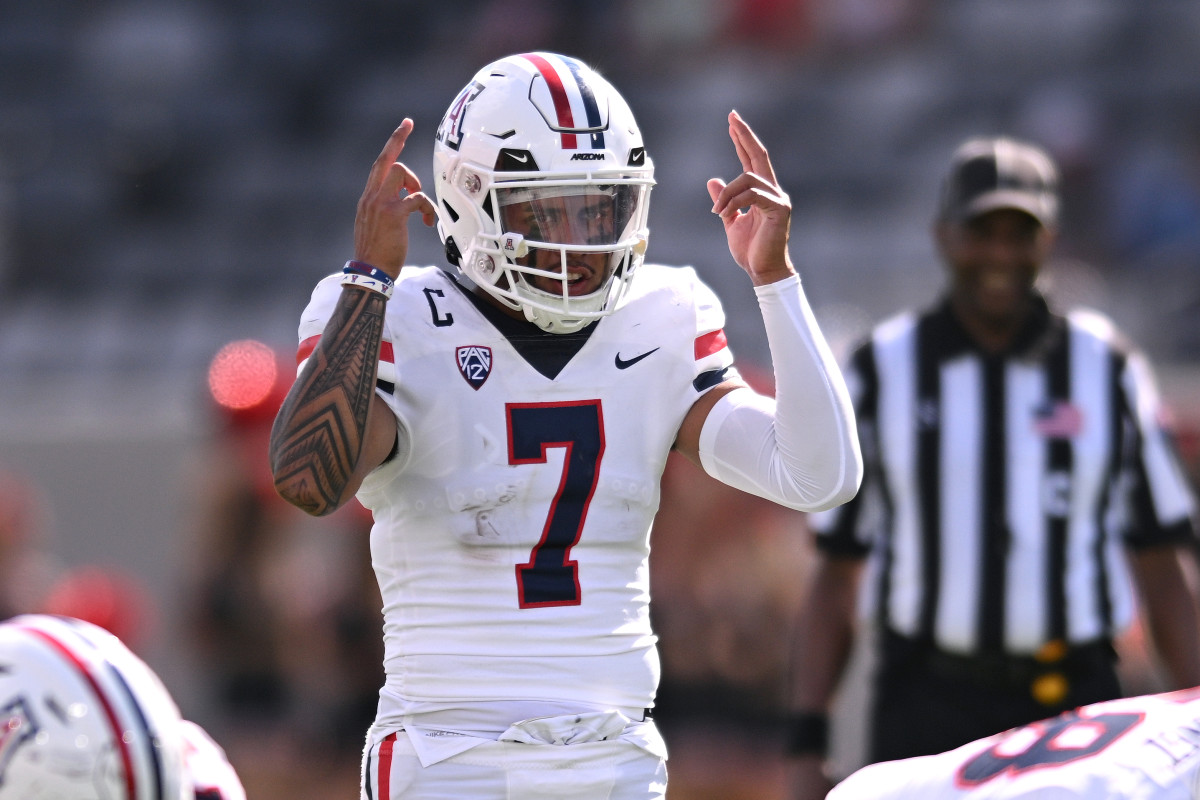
[371,711,666,768]
[375,701,653,742]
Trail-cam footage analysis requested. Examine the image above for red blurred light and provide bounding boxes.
[208,339,279,411]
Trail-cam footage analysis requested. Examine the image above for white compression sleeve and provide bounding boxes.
[698,275,862,511]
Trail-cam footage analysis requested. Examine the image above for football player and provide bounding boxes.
[269,51,862,798]
[0,614,246,800]
[828,687,1200,799]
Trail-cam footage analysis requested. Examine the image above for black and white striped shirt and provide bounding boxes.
[812,294,1196,656]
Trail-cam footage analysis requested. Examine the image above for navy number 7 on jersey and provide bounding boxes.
[507,400,605,608]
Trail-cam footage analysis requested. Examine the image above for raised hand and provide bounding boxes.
[354,118,438,277]
[707,110,796,286]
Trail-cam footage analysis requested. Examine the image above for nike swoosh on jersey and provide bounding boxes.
[614,348,660,369]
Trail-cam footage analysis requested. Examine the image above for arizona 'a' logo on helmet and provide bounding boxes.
[0,697,37,786]
[435,81,484,152]
[433,52,655,335]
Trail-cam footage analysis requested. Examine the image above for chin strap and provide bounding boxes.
[442,231,463,266]
[524,306,585,334]
[698,275,862,511]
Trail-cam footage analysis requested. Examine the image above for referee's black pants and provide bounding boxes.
[867,629,1123,764]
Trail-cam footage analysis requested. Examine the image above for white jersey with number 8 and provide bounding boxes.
[830,688,1200,799]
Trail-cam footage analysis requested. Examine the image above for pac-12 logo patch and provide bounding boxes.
[457,346,492,390]
[0,697,38,784]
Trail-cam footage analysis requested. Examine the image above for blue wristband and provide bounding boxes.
[343,260,395,287]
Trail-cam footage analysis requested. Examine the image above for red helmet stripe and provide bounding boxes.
[521,53,578,149]
[21,625,138,800]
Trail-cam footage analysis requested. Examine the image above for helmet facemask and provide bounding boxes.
[464,175,651,333]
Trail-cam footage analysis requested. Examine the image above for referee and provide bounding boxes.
[786,136,1200,800]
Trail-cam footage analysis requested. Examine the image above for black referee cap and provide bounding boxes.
[938,136,1059,228]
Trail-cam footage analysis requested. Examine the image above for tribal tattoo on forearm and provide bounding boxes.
[269,288,386,515]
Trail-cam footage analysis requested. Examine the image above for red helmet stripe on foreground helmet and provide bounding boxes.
[18,623,140,799]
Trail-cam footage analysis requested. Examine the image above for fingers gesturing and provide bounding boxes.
[708,111,795,284]
[355,119,438,276]
[709,111,787,220]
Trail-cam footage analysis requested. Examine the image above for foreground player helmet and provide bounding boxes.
[0,614,189,800]
[434,52,655,334]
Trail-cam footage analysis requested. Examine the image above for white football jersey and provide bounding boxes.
[830,688,1200,799]
[296,264,735,728]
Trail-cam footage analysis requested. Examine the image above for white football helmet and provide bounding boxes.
[0,614,190,800]
[434,52,655,334]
